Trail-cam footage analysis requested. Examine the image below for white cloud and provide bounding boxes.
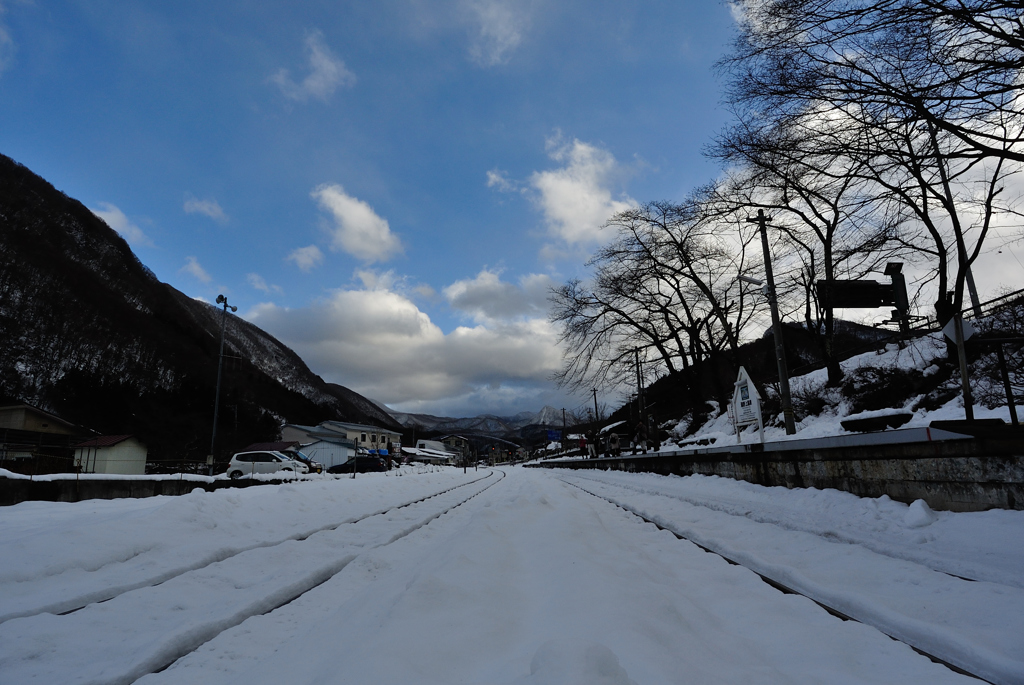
[486,168,518,192]
[312,183,403,263]
[272,30,356,102]
[444,269,554,322]
[355,268,400,291]
[465,0,531,66]
[286,245,324,272]
[184,195,228,223]
[247,273,283,295]
[414,284,438,299]
[180,256,212,284]
[91,202,154,247]
[529,135,635,246]
[245,283,564,414]
[0,4,13,77]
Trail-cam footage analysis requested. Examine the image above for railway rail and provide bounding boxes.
[558,475,1000,685]
[0,470,505,685]
[0,470,496,625]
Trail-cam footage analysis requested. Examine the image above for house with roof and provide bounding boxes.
[0,403,83,435]
[278,425,363,469]
[440,435,471,458]
[283,420,401,456]
[319,420,402,454]
[297,435,359,470]
[0,403,91,472]
[280,424,320,444]
[73,435,148,475]
[402,445,456,465]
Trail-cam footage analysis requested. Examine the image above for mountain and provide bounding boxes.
[387,405,564,441]
[0,153,399,464]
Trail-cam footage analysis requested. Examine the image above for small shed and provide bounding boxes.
[73,435,148,475]
[300,437,357,469]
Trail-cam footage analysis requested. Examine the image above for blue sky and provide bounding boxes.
[0,1,739,416]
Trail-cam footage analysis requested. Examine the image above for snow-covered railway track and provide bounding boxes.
[0,470,495,625]
[564,470,997,585]
[559,477,1008,685]
[0,469,505,685]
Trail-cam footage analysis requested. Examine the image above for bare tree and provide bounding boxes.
[724,0,1024,163]
[721,0,1024,323]
[550,195,762,394]
[712,121,908,383]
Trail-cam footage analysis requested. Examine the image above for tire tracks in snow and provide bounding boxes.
[557,476,998,685]
[0,470,494,625]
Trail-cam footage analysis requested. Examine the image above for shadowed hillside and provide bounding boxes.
[0,153,398,466]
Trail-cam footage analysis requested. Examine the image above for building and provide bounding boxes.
[0,403,90,472]
[280,420,400,467]
[298,437,358,470]
[280,424,320,444]
[0,403,82,436]
[440,435,471,458]
[318,421,402,454]
[402,446,456,465]
[73,435,148,475]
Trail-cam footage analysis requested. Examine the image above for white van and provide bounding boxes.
[226,450,309,479]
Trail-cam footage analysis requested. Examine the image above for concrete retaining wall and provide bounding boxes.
[532,435,1024,512]
[0,477,278,506]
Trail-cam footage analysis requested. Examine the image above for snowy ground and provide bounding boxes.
[2,466,1018,684]
[681,333,1019,446]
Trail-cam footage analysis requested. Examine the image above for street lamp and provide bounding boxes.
[209,294,237,475]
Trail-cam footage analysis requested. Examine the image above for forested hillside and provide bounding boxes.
[0,153,398,464]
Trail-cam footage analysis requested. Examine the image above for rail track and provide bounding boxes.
[558,476,995,684]
[0,470,506,685]
[0,470,495,625]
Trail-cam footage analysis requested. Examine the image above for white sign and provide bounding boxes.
[941,317,976,343]
[731,366,764,444]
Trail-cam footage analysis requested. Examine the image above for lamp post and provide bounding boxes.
[747,210,796,435]
[209,294,237,476]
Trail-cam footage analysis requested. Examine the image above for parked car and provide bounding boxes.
[326,456,387,474]
[280,449,323,474]
[226,451,308,479]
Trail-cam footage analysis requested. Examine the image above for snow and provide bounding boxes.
[671,332,1017,447]
[552,470,1024,685]
[904,498,939,528]
[1,466,1012,683]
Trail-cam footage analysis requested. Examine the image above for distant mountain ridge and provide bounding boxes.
[386,405,564,440]
[0,153,398,463]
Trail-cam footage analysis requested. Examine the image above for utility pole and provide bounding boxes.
[634,348,645,424]
[562,408,566,453]
[209,295,237,475]
[593,388,600,423]
[747,210,796,435]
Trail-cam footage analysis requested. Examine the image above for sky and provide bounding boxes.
[0,0,742,417]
